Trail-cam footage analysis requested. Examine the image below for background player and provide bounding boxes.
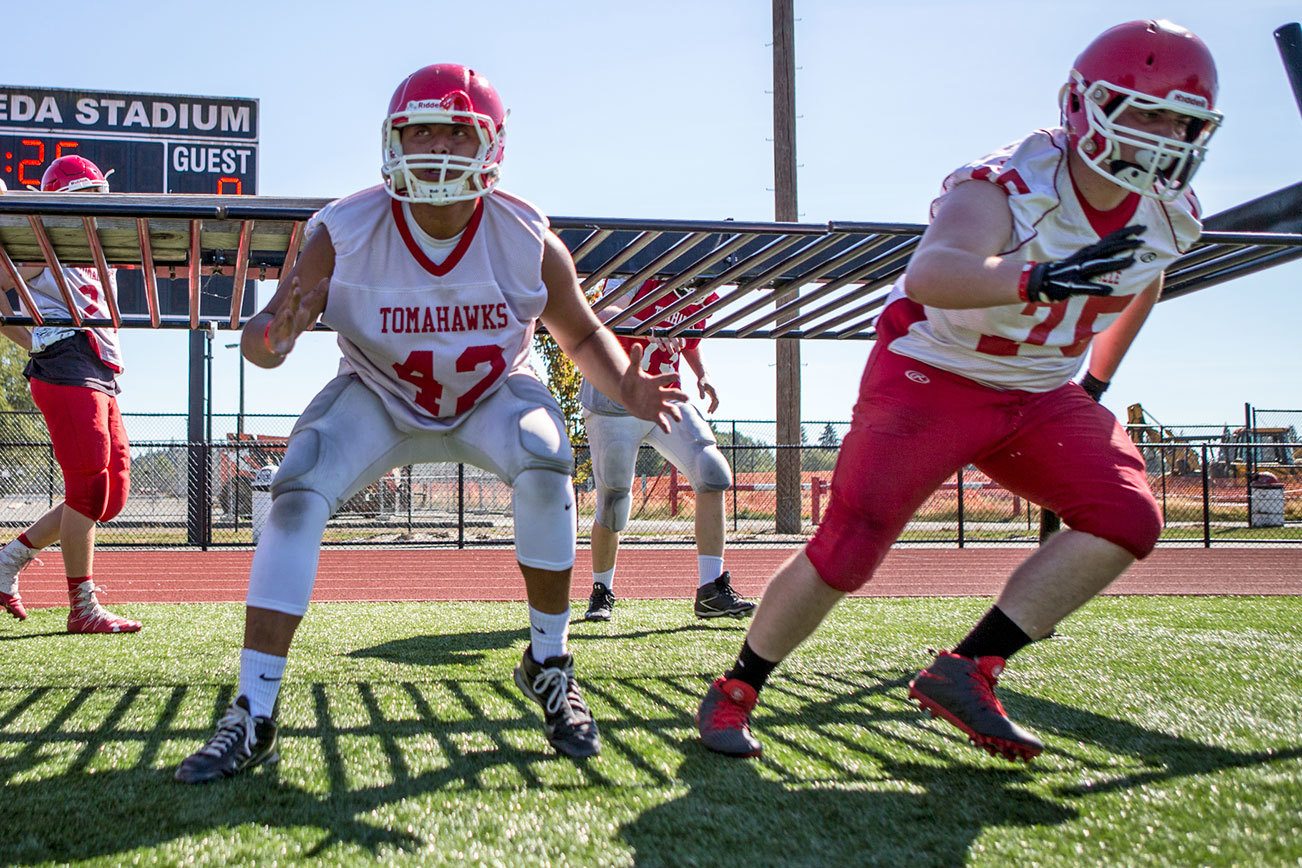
[696,20,1221,761]
[0,156,140,634]
[175,63,686,782]
[580,276,753,622]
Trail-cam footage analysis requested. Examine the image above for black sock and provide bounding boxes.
[725,640,778,693]
[953,606,1034,661]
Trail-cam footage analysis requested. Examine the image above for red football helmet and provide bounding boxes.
[41,155,110,193]
[1061,20,1222,201]
[381,63,507,205]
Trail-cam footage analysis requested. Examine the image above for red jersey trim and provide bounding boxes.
[1068,165,1140,238]
[389,198,483,277]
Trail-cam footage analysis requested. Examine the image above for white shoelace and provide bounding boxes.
[198,705,253,758]
[531,667,571,716]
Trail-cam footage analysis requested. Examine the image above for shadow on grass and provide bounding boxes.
[0,667,1297,864]
[347,621,739,668]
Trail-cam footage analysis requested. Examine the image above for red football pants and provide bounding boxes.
[30,379,131,522]
[806,304,1160,592]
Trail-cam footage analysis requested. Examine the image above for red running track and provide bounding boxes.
[9,545,1300,608]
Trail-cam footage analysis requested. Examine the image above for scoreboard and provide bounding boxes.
[0,85,259,316]
[0,86,257,194]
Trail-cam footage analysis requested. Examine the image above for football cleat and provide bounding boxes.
[66,581,141,634]
[0,590,28,621]
[694,572,756,619]
[175,695,279,784]
[584,582,615,622]
[696,677,762,758]
[908,651,1044,761]
[513,647,601,758]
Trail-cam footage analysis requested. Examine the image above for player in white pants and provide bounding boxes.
[580,279,754,622]
[175,64,686,782]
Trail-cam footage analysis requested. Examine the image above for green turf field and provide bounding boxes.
[2,597,1299,865]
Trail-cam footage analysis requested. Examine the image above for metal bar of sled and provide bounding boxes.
[745,235,910,338]
[81,217,122,329]
[229,220,253,329]
[691,234,849,339]
[1163,244,1295,295]
[0,240,43,325]
[26,216,82,327]
[579,230,660,293]
[691,233,865,338]
[136,219,161,328]
[188,220,201,329]
[769,239,918,337]
[568,229,612,264]
[604,233,753,329]
[597,231,712,320]
[624,233,777,334]
[282,221,305,278]
[1163,246,1302,301]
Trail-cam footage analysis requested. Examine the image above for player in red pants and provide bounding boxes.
[697,19,1221,761]
[0,156,140,633]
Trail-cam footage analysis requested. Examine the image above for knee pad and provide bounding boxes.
[64,468,111,522]
[1067,492,1163,560]
[512,469,576,571]
[691,446,733,493]
[509,375,574,476]
[99,472,130,522]
[804,497,897,593]
[246,490,331,617]
[270,428,325,498]
[592,436,638,532]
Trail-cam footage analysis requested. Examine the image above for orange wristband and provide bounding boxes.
[263,321,281,356]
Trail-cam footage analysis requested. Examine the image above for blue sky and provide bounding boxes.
[6,0,1301,430]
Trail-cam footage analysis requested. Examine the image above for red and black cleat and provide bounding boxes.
[696,677,763,758]
[908,651,1043,762]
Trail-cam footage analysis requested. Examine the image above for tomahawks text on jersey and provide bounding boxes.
[310,185,549,431]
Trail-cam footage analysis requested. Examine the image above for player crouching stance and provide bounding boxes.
[175,64,684,782]
[696,20,1220,761]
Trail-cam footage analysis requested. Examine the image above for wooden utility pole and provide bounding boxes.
[772,0,802,533]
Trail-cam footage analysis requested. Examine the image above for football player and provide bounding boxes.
[0,156,140,634]
[175,63,686,782]
[697,20,1221,762]
[580,276,753,622]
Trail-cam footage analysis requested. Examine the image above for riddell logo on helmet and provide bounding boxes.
[1169,91,1209,108]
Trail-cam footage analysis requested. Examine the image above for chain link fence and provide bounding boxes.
[0,411,1297,548]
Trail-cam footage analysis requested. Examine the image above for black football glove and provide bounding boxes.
[1021,225,1147,304]
[1078,372,1109,403]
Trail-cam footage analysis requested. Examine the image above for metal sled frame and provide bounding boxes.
[1,192,1300,340]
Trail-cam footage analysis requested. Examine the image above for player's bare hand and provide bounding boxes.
[620,343,688,432]
[697,376,720,414]
[267,276,329,356]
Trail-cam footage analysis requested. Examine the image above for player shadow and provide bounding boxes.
[348,619,743,668]
[347,628,528,666]
[0,629,70,641]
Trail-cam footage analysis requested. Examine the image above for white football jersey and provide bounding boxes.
[23,266,124,372]
[884,128,1201,392]
[309,185,549,432]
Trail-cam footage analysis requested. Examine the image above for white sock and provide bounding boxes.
[238,648,287,719]
[698,555,725,588]
[528,606,570,662]
[593,568,615,590]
